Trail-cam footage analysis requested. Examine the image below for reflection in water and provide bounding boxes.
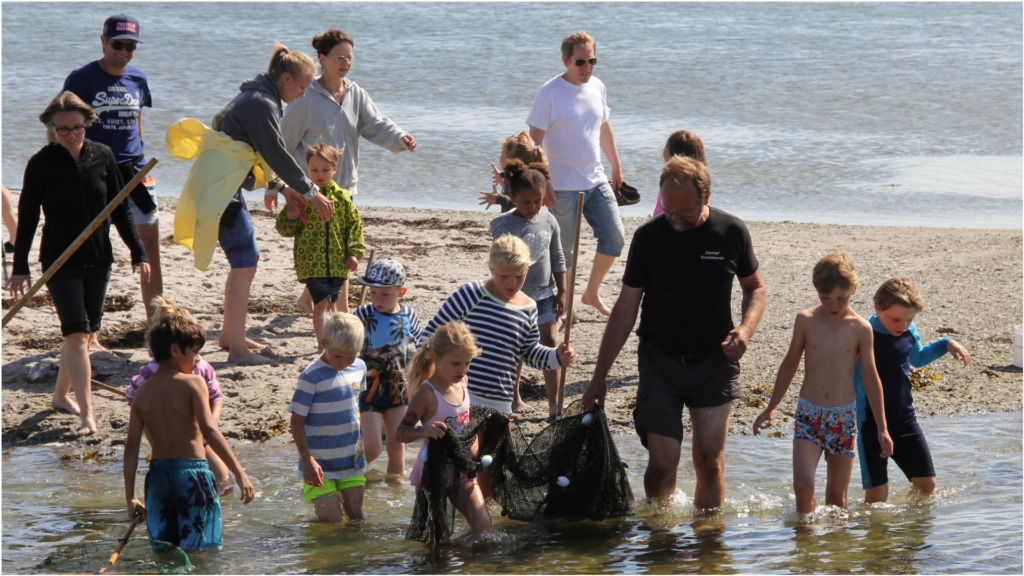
[3,414,1021,574]
[783,502,937,575]
[619,516,736,574]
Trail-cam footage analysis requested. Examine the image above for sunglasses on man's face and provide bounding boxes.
[574,57,597,67]
[110,41,137,52]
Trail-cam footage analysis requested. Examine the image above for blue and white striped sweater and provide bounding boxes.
[422,281,558,404]
[288,358,368,480]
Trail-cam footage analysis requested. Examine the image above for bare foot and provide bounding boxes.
[580,292,611,316]
[296,294,313,315]
[51,395,81,416]
[512,399,536,414]
[244,336,268,351]
[77,417,98,436]
[226,351,275,366]
[218,336,268,352]
[88,334,106,352]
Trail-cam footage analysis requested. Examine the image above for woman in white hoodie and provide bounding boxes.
[278,28,417,314]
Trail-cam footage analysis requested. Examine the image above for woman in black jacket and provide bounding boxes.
[7,91,150,436]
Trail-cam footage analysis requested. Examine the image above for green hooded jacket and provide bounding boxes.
[276,180,365,282]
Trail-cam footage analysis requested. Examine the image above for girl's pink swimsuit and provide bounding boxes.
[409,377,470,487]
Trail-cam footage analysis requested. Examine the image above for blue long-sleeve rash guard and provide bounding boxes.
[854,314,950,426]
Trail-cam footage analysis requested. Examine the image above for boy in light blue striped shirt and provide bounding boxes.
[289,312,368,522]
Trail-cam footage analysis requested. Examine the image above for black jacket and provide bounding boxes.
[14,140,147,275]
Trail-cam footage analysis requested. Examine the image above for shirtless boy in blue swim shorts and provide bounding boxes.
[754,250,893,515]
[124,300,255,551]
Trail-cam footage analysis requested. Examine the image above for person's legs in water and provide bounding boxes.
[456,476,492,534]
[361,410,384,464]
[689,402,732,510]
[644,432,682,501]
[312,492,345,522]
[382,406,408,475]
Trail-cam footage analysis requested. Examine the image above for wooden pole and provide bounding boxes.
[3,158,158,328]
[556,191,586,415]
[357,248,377,306]
[92,379,126,398]
[97,516,141,573]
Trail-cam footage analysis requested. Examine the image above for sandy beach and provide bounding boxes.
[2,197,1021,450]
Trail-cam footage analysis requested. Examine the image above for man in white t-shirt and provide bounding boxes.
[527,31,625,318]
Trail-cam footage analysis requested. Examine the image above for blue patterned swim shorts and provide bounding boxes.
[144,458,223,550]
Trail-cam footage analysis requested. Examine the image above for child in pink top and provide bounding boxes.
[395,321,490,534]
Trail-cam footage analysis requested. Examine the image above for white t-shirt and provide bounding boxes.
[526,74,611,191]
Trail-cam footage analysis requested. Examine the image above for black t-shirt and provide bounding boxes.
[622,207,758,356]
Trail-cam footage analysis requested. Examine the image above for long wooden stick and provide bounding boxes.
[92,379,126,398]
[97,515,141,573]
[357,248,377,306]
[3,158,158,328]
[556,191,586,415]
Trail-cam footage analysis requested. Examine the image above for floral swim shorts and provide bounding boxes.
[793,397,857,456]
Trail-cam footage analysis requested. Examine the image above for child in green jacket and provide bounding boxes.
[277,143,365,351]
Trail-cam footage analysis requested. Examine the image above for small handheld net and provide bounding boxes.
[37,538,192,574]
[407,401,634,544]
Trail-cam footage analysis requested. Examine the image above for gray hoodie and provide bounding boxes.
[213,73,316,198]
[281,77,410,196]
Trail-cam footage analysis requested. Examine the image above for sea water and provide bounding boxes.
[2,413,1020,574]
[1,2,1021,228]
[2,4,1022,572]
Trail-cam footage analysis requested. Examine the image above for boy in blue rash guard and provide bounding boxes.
[855,277,972,503]
[352,258,423,476]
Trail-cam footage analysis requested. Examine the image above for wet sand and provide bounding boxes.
[2,198,1021,448]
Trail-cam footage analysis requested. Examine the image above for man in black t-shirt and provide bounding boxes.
[582,156,766,509]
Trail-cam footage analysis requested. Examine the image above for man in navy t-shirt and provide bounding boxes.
[61,14,162,321]
[583,156,767,510]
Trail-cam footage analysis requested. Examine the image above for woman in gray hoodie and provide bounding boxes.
[212,42,333,365]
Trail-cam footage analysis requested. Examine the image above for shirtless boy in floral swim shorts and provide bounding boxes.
[753,250,893,515]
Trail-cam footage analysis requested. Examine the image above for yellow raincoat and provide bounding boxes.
[166,118,275,271]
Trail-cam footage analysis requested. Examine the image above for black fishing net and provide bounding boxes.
[406,400,633,544]
[37,538,192,574]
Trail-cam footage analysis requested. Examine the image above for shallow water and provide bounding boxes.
[2,2,1021,228]
[3,413,1020,574]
